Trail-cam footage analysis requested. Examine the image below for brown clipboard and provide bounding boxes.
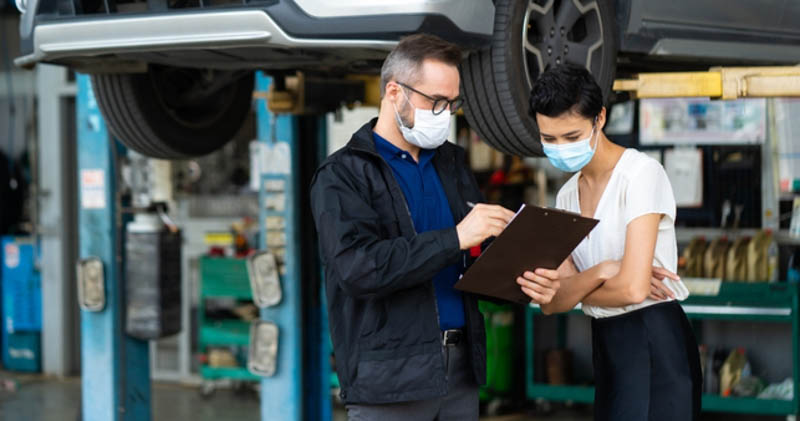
[454,205,598,304]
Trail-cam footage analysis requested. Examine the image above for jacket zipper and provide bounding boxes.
[351,144,447,380]
[399,189,445,380]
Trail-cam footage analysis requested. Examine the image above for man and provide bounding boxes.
[310,34,560,420]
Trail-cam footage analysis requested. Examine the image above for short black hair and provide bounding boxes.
[528,64,603,120]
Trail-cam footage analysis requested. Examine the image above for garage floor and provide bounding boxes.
[0,371,787,421]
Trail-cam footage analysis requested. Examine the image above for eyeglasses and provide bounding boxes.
[396,81,464,115]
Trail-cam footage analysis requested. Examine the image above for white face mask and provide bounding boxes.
[393,89,451,149]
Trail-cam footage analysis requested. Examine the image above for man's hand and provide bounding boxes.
[516,269,561,305]
[599,260,680,301]
[456,204,516,250]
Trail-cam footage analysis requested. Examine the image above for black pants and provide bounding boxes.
[345,340,479,421]
[591,301,702,421]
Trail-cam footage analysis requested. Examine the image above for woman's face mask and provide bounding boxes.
[541,118,598,172]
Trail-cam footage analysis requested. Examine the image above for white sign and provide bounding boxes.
[640,98,766,145]
[80,169,107,209]
[664,148,704,208]
[4,243,19,269]
[250,141,292,190]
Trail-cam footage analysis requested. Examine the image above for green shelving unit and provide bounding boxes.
[200,321,251,346]
[198,257,260,387]
[526,282,800,416]
[200,366,261,381]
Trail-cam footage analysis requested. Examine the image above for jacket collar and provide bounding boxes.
[346,117,459,160]
[344,116,469,227]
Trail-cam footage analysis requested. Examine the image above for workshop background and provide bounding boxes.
[1,0,800,420]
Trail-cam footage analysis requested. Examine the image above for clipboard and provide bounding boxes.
[454,205,598,304]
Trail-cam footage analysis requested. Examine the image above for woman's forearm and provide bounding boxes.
[541,263,609,314]
[582,273,649,307]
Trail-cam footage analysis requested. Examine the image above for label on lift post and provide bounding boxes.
[80,169,106,209]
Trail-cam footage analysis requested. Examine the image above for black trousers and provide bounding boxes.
[591,301,702,421]
[345,340,479,421]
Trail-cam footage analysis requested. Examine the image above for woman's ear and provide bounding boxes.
[597,106,608,131]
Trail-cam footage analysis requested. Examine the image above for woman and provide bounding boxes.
[517,64,702,421]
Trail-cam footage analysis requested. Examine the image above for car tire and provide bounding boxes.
[461,0,618,157]
[91,66,254,159]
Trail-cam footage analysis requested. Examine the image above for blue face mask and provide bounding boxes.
[542,123,598,173]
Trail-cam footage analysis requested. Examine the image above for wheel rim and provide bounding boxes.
[148,66,242,130]
[521,0,605,91]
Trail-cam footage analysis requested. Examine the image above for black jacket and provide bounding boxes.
[310,119,487,404]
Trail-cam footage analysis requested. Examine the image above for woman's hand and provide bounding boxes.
[517,269,561,305]
[649,267,680,301]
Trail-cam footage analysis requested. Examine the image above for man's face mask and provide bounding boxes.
[393,87,451,150]
[542,118,598,172]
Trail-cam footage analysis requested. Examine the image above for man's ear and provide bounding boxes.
[385,81,401,102]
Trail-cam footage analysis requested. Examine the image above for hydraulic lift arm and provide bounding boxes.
[614,66,800,100]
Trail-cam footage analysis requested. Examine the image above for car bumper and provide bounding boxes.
[16,10,398,67]
[16,0,494,68]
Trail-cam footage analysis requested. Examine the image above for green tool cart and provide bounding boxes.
[198,257,260,394]
[526,282,800,416]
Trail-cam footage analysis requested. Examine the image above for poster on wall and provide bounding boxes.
[664,147,704,208]
[775,98,800,192]
[640,98,767,145]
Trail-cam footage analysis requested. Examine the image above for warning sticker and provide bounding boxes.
[80,169,106,209]
[4,243,19,269]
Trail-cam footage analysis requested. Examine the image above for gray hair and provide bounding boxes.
[380,50,421,97]
[379,34,463,97]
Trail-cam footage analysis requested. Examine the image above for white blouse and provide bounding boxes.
[556,149,689,318]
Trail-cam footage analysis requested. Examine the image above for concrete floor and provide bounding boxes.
[0,371,260,421]
[0,371,790,421]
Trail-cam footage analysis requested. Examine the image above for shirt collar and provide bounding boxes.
[372,131,435,166]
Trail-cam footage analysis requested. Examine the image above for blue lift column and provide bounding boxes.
[76,74,151,421]
[254,72,332,421]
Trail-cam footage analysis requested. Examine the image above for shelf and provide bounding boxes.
[525,282,800,416]
[527,384,796,415]
[200,321,250,346]
[200,257,253,299]
[528,283,797,322]
[702,395,794,415]
[200,365,260,381]
[528,304,793,322]
[682,305,792,322]
[528,384,593,403]
[676,228,800,246]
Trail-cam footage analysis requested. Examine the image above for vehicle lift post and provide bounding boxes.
[254,71,332,421]
[75,69,335,421]
[76,74,151,421]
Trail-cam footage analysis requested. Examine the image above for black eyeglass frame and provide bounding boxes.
[396,81,464,116]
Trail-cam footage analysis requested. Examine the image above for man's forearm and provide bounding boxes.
[541,264,607,314]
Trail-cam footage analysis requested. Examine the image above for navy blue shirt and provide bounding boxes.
[373,132,465,330]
